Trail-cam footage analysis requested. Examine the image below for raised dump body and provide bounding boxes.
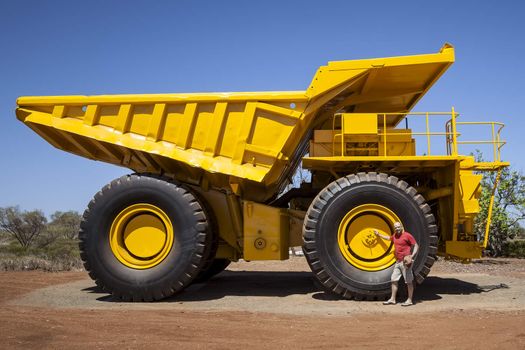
[16,44,508,302]
[17,45,455,202]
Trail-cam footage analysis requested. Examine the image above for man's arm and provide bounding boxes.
[373,229,390,241]
[411,242,419,259]
[403,242,419,266]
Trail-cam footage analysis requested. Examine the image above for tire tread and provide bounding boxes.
[79,173,212,302]
[302,172,438,300]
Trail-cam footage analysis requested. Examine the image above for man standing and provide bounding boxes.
[374,222,419,306]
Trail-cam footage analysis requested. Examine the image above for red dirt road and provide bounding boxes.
[1,259,525,349]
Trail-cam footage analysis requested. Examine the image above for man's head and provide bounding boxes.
[393,222,404,236]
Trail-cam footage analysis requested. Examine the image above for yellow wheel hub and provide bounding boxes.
[109,204,174,269]
[338,204,399,271]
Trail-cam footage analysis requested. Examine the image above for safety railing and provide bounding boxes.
[331,108,506,161]
[446,120,506,162]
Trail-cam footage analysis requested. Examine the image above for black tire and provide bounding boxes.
[190,190,221,283]
[194,258,231,283]
[79,174,213,301]
[302,172,437,300]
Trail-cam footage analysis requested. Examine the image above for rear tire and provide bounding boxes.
[79,174,213,301]
[194,258,231,283]
[302,172,437,300]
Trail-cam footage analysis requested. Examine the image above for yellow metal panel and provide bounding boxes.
[98,105,120,128]
[191,104,215,151]
[325,44,455,71]
[146,103,167,142]
[204,102,228,156]
[191,187,240,252]
[176,102,198,149]
[83,105,99,126]
[306,68,368,98]
[114,104,132,133]
[160,104,187,145]
[459,171,482,215]
[378,140,415,157]
[52,105,66,118]
[378,128,413,143]
[313,129,335,143]
[341,113,378,135]
[129,105,154,136]
[232,102,257,164]
[311,128,414,158]
[445,241,482,259]
[288,209,305,247]
[302,155,458,170]
[219,104,245,157]
[309,140,333,157]
[17,91,307,105]
[378,129,415,156]
[452,160,460,241]
[460,161,510,171]
[306,44,455,126]
[243,201,289,260]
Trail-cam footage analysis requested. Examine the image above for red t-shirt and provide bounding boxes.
[390,231,416,262]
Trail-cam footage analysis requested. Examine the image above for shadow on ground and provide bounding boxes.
[416,277,508,301]
[312,276,509,302]
[82,270,510,303]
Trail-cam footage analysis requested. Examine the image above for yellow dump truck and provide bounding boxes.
[16,44,508,301]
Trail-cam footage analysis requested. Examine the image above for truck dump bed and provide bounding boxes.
[17,44,454,201]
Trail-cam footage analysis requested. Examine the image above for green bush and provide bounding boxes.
[0,237,83,271]
[502,240,525,258]
[0,208,84,271]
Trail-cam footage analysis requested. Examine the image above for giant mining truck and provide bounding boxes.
[17,44,508,301]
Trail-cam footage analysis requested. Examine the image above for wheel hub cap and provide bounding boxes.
[338,204,398,271]
[110,204,174,269]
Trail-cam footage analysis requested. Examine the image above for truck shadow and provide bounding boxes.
[85,271,509,303]
[312,276,509,302]
[87,271,315,302]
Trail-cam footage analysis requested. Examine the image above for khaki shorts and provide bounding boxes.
[391,261,414,284]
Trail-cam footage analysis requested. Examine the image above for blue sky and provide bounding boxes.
[1,0,524,215]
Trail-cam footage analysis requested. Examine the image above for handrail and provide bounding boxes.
[483,168,503,248]
[455,121,505,162]
[332,114,345,156]
[331,108,506,162]
[378,110,456,157]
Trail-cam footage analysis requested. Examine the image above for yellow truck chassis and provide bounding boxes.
[16,44,507,301]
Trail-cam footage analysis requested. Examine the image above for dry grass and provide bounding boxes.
[0,252,83,272]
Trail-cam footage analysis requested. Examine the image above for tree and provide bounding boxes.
[474,167,525,256]
[48,211,81,240]
[0,206,47,249]
[36,211,82,248]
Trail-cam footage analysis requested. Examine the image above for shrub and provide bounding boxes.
[502,240,525,258]
[0,236,83,271]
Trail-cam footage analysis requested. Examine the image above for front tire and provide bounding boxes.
[302,172,437,300]
[79,174,212,301]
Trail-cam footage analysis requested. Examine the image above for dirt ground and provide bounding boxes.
[1,257,525,349]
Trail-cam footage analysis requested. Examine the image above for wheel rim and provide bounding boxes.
[109,203,174,269]
[337,204,399,271]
